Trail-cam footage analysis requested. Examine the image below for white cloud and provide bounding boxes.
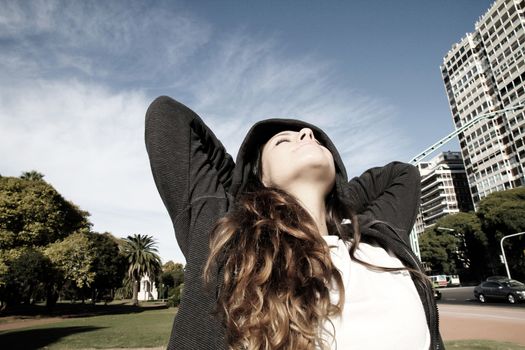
[0,1,414,264]
[171,32,410,177]
[0,0,211,83]
[0,0,55,36]
[0,79,176,261]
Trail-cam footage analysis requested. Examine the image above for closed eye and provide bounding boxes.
[275,138,290,146]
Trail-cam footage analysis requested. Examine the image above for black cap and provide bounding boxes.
[230,118,348,199]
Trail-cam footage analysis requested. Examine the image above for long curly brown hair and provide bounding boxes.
[203,175,359,350]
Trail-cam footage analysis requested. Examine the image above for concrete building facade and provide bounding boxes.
[441,0,525,204]
[415,152,474,236]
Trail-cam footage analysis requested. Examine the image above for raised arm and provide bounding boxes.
[345,161,421,238]
[145,96,235,259]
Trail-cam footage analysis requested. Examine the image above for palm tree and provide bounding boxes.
[120,234,162,306]
[20,170,45,181]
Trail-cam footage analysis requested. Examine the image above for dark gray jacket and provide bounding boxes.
[145,96,444,350]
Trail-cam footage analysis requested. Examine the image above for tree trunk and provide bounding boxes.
[132,279,139,306]
[46,288,58,308]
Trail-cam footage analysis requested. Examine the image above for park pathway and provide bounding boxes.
[0,316,64,331]
[439,303,525,346]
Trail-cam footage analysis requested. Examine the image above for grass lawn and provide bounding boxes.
[0,306,176,349]
[2,307,525,349]
[445,340,525,349]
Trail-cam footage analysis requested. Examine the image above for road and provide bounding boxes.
[438,286,475,303]
[437,287,525,345]
[438,286,525,308]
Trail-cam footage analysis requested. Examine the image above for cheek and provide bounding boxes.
[261,149,291,187]
[329,154,336,173]
[260,149,275,186]
[261,161,271,187]
[325,151,336,181]
[329,161,336,183]
[260,145,272,186]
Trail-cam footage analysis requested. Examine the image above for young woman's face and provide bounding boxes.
[260,128,336,195]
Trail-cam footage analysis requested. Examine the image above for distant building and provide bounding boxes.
[441,0,525,204]
[415,152,474,235]
[139,274,158,301]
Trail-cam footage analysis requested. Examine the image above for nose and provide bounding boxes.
[298,128,314,141]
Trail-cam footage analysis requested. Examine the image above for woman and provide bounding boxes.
[145,96,443,350]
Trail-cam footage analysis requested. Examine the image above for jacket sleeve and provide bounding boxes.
[345,161,421,237]
[145,96,235,259]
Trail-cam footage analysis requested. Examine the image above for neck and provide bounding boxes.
[286,183,329,235]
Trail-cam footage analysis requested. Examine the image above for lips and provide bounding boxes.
[293,141,321,152]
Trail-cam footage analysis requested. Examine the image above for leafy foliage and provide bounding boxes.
[0,176,90,249]
[420,187,525,282]
[168,282,184,307]
[162,261,184,287]
[89,232,127,301]
[0,257,7,288]
[20,170,45,181]
[0,247,53,307]
[477,187,525,280]
[0,172,142,308]
[159,261,185,303]
[477,187,525,233]
[57,232,128,304]
[420,228,459,275]
[44,229,97,289]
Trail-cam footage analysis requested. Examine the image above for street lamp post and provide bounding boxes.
[409,104,525,165]
[500,231,525,279]
[407,104,525,259]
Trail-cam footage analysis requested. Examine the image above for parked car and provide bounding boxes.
[486,275,510,281]
[474,279,525,304]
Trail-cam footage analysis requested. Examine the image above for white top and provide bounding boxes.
[320,235,430,350]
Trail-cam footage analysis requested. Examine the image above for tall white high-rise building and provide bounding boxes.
[441,0,525,204]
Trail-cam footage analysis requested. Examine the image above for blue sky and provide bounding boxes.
[0,0,494,263]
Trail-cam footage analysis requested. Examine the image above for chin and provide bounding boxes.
[265,150,336,190]
[291,162,336,187]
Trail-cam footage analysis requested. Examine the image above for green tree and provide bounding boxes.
[0,247,53,308]
[44,230,96,305]
[159,261,185,301]
[0,254,6,310]
[159,272,174,299]
[20,170,45,181]
[431,212,487,282]
[0,175,92,307]
[0,176,90,249]
[420,228,459,275]
[170,282,184,307]
[163,261,185,287]
[120,234,162,306]
[89,232,127,303]
[477,187,525,280]
[0,256,7,287]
